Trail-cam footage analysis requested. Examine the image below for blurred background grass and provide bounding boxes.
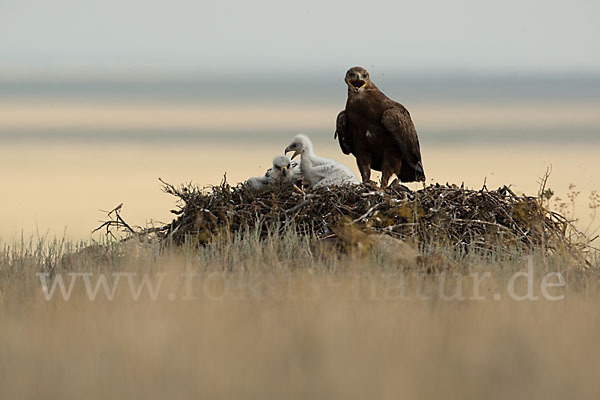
[1,231,598,399]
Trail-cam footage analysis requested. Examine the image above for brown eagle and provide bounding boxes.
[335,66,425,187]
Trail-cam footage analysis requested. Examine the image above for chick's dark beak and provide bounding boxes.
[285,146,300,160]
[281,166,288,177]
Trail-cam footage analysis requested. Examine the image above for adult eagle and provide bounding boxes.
[335,66,425,187]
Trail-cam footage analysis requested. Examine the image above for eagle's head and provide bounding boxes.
[345,66,370,93]
[284,134,312,160]
[272,155,292,179]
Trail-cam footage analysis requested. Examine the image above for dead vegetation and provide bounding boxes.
[95,176,594,265]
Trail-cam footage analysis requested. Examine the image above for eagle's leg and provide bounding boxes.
[356,157,372,183]
[379,151,394,188]
[380,170,392,189]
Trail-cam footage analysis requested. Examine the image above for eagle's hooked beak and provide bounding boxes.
[356,76,367,88]
[285,146,300,160]
[346,78,366,92]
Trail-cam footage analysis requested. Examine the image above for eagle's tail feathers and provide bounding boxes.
[397,160,425,183]
[414,161,426,182]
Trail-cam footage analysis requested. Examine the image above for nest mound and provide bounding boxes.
[99,179,584,254]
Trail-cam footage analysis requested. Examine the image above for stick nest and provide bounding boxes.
[97,178,589,257]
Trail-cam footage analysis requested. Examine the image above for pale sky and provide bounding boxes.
[1,0,599,75]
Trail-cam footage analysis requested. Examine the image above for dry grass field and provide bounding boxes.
[1,228,599,399]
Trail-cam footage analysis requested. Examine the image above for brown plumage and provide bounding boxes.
[335,66,425,187]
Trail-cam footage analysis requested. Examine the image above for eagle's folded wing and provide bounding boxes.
[335,110,353,155]
[381,108,425,181]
